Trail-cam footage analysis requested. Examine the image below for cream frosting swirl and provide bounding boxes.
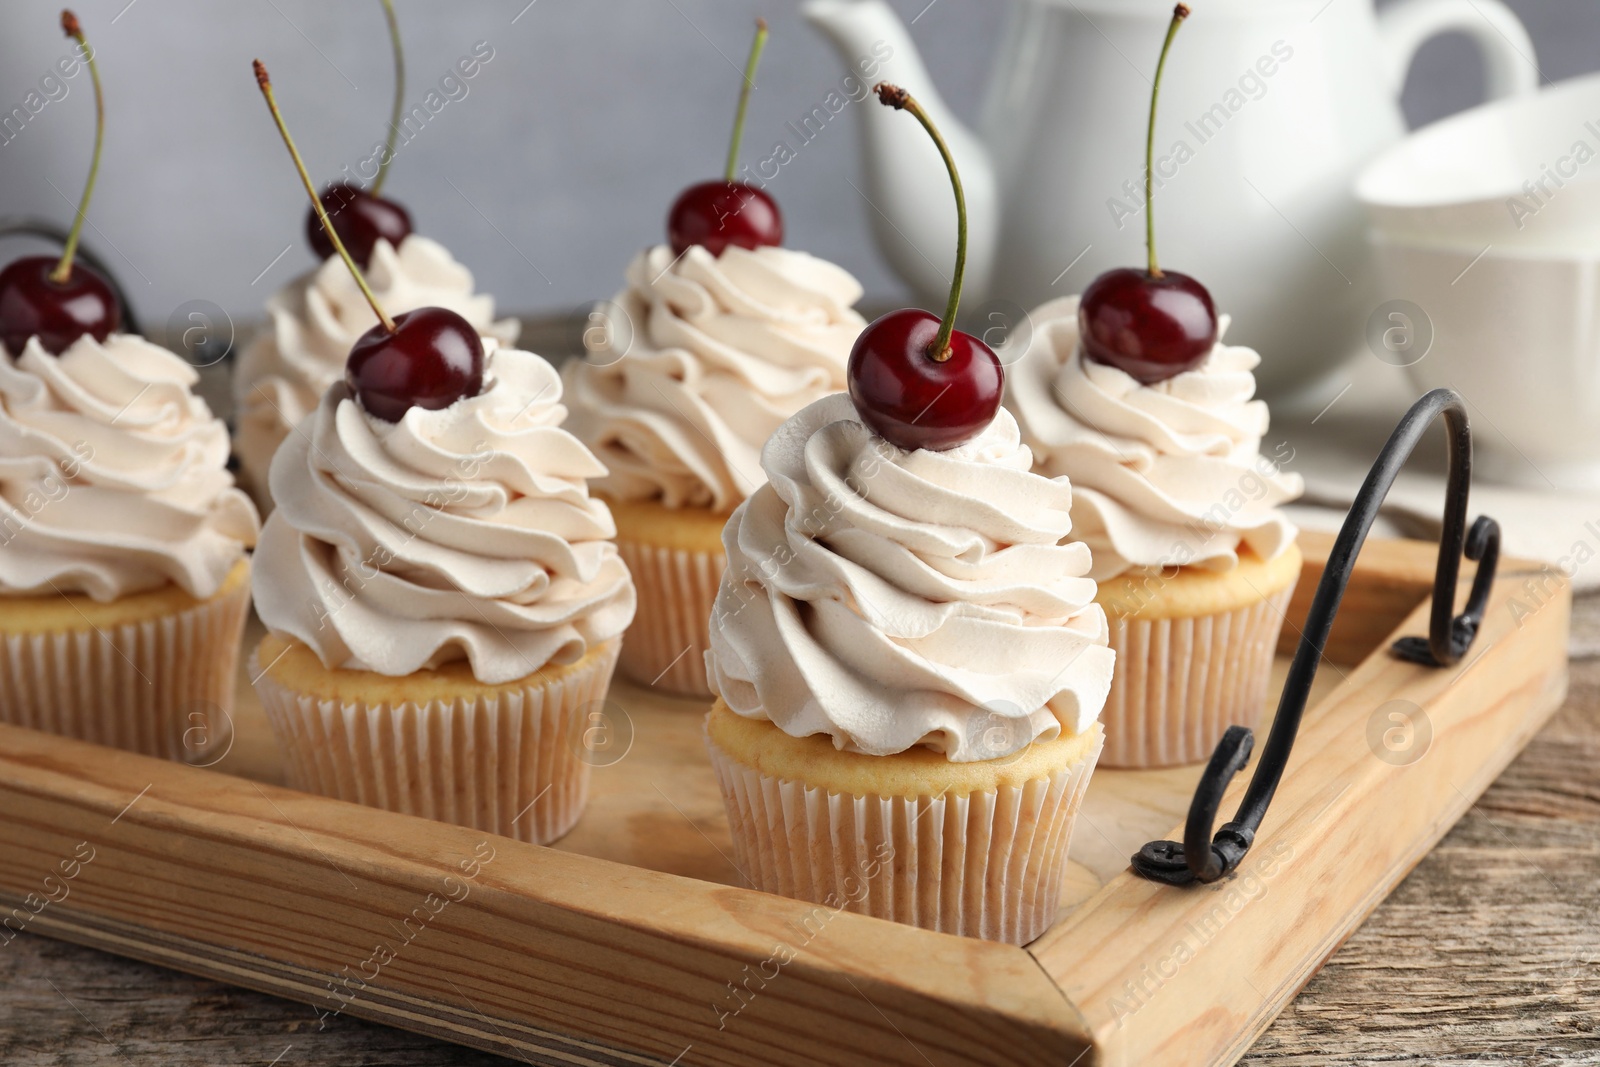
[562,243,866,512]
[706,394,1114,762]
[0,334,258,602]
[253,344,635,685]
[1005,296,1303,581]
[235,235,519,505]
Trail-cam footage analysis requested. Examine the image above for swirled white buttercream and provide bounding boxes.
[1004,296,1303,581]
[0,334,259,601]
[235,235,519,505]
[705,394,1114,762]
[252,344,635,685]
[562,244,866,512]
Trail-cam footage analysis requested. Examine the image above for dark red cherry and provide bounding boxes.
[306,181,412,267]
[667,180,782,258]
[847,308,1003,452]
[345,306,483,423]
[1077,268,1217,385]
[0,256,121,356]
[1075,6,1213,386]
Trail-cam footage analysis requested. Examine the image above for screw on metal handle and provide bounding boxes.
[0,217,141,336]
[1131,387,1500,887]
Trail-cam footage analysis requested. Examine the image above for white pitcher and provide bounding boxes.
[805,0,1537,399]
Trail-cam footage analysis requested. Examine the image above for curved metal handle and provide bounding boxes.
[1132,388,1500,886]
[0,217,141,337]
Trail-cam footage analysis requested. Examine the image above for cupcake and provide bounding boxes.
[704,395,1115,944]
[563,243,865,697]
[0,333,260,760]
[1005,295,1304,768]
[234,235,519,511]
[249,342,635,844]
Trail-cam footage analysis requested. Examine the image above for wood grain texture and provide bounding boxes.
[1280,530,1442,664]
[0,722,1090,1067]
[1240,670,1600,1066]
[4,662,1594,1067]
[1,933,510,1067]
[1031,543,1572,1067]
[0,534,1576,1067]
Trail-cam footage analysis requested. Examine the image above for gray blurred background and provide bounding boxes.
[0,0,1590,330]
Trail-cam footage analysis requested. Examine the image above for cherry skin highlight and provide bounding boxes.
[306,181,413,268]
[847,308,1004,452]
[345,306,483,423]
[667,180,782,258]
[1077,267,1217,385]
[0,256,121,356]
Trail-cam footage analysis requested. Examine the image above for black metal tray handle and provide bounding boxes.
[1132,387,1500,886]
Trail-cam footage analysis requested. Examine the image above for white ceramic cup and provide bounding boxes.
[1357,73,1600,488]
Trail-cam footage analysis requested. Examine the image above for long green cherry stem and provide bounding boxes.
[874,83,966,363]
[1145,3,1189,279]
[255,60,396,334]
[724,18,768,183]
[51,10,102,285]
[373,0,404,195]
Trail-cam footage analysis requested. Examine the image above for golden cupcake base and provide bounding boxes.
[251,634,620,845]
[1095,543,1302,768]
[0,559,252,762]
[607,495,729,699]
[704,699,1103,944]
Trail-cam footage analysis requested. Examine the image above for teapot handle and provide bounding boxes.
[1376,0,1537,105]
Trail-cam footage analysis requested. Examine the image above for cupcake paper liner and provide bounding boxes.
[706,725,1103,945]
[0,574,251,762]
[615,537,722,699]
[1100,580,1297,769]
[252,640,620,845]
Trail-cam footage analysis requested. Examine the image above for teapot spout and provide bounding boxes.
[803,0,997,306]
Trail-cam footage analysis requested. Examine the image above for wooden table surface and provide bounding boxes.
[2,606,1594,1066]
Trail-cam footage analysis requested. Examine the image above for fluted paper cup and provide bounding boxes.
[252,637,620,845]
[615,537,722,698]
[0,560,251,762]
[1100,580,1296,768]
[706,710,1103,945]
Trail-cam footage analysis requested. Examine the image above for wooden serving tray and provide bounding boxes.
[0,530,1569,1067]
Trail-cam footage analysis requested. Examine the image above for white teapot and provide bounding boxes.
[806,0,1536,398]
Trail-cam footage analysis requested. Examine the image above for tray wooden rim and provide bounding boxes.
[0,531,1571,1067]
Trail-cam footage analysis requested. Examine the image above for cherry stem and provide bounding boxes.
[724,18,768,184]
[1145,3,1189,280]
[254,59,396,335]
[50,10,102,286]
[875,83,965,362]
[373,0,403,196]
